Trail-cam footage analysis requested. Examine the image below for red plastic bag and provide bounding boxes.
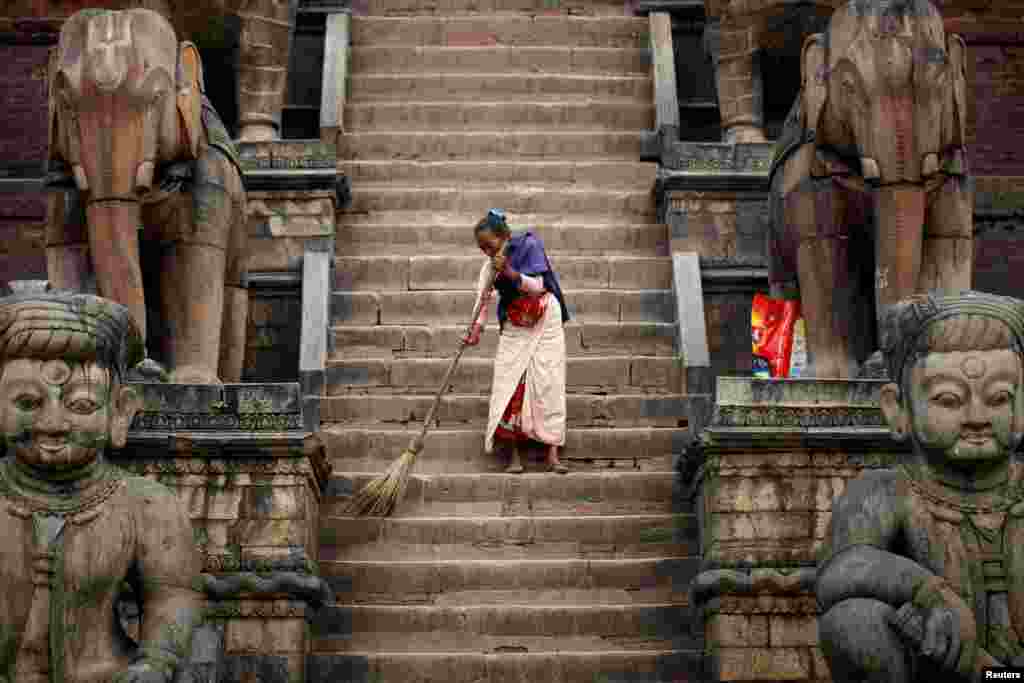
[752,293,801,378]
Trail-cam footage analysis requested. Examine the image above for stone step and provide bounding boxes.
[338,160,656,188]
[350,46,649,75]
[338,211,656,227]
[330,322,677,358]
[344,185,656,218]
[335,221,667,256]
[339,131,644,160]
[359,0,636,16]
[310,604,692,653]
[349,73,651,102]
[322,393,691,428]
[319,426,683,473]
[333,255,670,291]
[318,514,697,561]
[323,356,684,394]
[331,289,676,325]
[346,100,654,131]
[306,650,699,683]
[321,558,694,606]
[351,15,649,48]
[324,472,682,518]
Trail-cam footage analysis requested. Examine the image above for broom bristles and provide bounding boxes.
[343,447,420,516]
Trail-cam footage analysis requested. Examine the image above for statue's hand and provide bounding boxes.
[919,605,963,670]
[112,662,170,683]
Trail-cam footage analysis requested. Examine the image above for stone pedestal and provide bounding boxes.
[684,377,911,682]
[113,381,333,683]
[237,139,341,386]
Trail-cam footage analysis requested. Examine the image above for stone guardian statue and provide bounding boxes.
[0,291,203,683]
[817,290,1024,682]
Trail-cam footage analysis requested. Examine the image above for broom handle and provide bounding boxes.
[407,262,502,454]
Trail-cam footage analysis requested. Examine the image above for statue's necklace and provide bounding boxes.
[0,459,125,518]
[901,463,1024,514]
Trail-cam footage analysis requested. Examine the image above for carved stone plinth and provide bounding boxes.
[684,376,910,682]
[114,381,333,683]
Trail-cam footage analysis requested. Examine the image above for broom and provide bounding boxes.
[343,259,502,516]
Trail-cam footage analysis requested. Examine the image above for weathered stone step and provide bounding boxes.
[321,558,694,606]
[333,255,670,291]
[338,211,656,227]
[331,289,676,325]
[351,16,648,48]
[349,73,651,102]
[338,160,656,188]
[319,426,682,473]
[306,650,698,683]
[344,185,656,218]
[359,0,636,16]
[323,356,684,394]
[335,222,666,256]
[330,322,677,358]
[346,100,654,130]
[310,604,691,653]
[339,131,644,160]
[318,514,697,561]
[322,393,691,428]
[324,472,681,518]
[350,46,649,75]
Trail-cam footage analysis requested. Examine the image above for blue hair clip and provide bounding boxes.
[486,208,506,228]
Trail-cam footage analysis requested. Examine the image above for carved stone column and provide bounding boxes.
[234,0,301,141]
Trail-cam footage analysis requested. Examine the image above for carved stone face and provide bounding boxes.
[905,349,1022,467]
[0,359,138,470]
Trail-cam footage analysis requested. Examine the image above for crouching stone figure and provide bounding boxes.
[0,291,203,683]
[817,290,1024,682]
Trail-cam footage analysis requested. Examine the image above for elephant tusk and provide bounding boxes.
[72,165,89,192]
[135,161,155,194]
[861,157,881,181]
[921,153,940,177]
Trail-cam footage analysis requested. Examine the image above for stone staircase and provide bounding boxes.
[312,1,699,681]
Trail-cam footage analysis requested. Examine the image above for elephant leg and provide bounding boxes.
[218,169,249,384]
[920,175,973,293]
[159,153,237,385]
[45,190,96,294]
[789,177,859,378]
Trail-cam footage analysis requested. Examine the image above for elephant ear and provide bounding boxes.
[800,33,827,136]
[944,33,968,148]
[176,41,205,161]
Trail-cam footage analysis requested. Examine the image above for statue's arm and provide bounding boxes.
[131,487,205,679]
[816,470,932,611]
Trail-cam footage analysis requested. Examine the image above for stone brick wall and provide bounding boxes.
[0,41,50,284]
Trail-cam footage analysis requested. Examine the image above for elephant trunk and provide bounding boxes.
[873,183,926,314]
[84,200,147,343]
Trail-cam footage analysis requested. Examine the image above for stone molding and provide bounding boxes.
[201,572,333,607]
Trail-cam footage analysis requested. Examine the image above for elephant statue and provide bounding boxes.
[767,0,974,378]
[45,7,248,384]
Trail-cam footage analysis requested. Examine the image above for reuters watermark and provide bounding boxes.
[984,669,1024,680]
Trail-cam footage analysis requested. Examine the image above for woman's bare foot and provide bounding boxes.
[546,445,568,474]
[505,448,524,474]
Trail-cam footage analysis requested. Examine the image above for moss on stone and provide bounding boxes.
[71,573,120,610]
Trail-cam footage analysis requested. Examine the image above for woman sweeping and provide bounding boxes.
[462,209,571,474]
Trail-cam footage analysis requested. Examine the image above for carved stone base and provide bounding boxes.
[685,377,911,682]
[114,382,332,683]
